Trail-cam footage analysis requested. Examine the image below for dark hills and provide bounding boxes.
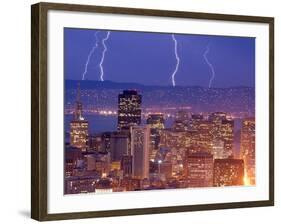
[65,80,255,113]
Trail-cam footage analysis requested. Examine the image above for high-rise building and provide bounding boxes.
[88,132,111,153]
[212,139,225,159]
[220,119,234,158]
[195,120,215,153]
[240,118,255,185]
[110,131,130,162]
[70,83,89,151]
[65,146,83,177]
[213,157,244,186]
[208,112,234,158]
[130,126,150,179]
[185,152,214,188]
[118,90,142,130]
[146,113,165,159]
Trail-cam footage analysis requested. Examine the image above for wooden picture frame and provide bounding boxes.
[31,2,274,221]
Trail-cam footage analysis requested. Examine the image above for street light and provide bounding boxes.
[158,160,162,174]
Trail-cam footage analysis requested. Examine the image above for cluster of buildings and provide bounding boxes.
[65,84,255,194]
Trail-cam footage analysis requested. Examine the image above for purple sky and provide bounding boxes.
[64,28,255,88]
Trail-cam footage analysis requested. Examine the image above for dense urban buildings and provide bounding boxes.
[64,84,255,194]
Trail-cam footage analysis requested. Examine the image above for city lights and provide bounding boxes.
[65,84,255,194]
[64,29,255,194]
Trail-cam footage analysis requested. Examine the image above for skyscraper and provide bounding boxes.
[220,119,234,158]
[213,157,244,186]
[118,90,142,130]
[212,139,225,159]
[209,112,234,158]
[185,151,214,187]
[109,131,130,162]
[130,126,150,179]
[65,146,83,177]
[146,113,165,154]
[240,118,255,185]
[195,120,215,153]
[70,83,89,151]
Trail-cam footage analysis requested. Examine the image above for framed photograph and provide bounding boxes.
[31,2,274,221]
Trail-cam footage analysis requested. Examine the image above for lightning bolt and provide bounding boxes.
[203,45,215,88]
[99,31,111,81]
[82,31,100,80]
[171,34,180,87]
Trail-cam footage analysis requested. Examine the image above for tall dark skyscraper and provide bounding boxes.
[70,83,89,151]
[117,90,142,130]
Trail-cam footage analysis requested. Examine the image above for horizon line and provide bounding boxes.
[65,79,255,89]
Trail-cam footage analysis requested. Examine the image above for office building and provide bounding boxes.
[70,82,89,151]
[185,152,214,187]
[130,126,150,179]
[213,157,244,186]
[117,90,142,130]
[109,131,130,162]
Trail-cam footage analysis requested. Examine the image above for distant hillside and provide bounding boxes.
[65,80,255,113]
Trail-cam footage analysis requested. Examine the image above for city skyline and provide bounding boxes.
[65,84,255,194]
[64,28,255,195]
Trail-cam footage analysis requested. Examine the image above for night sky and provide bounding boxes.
[64,28,255,88]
